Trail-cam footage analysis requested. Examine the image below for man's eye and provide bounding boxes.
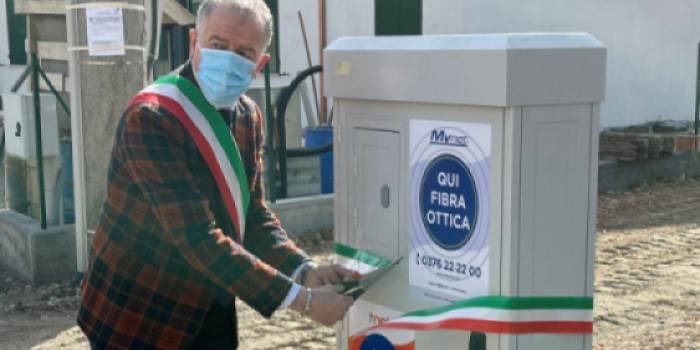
[212,43,226,50]
[236,51,253,62]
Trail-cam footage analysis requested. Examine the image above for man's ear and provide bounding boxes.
[188,28,198,59]
[253,54,271,78]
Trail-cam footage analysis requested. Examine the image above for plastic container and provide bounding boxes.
[304,126,333,194]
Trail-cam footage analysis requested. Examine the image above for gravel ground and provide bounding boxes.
[0,178,699,349]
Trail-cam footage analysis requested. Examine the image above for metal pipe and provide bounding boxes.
[286,143,332,157]
[297,11,322,125]
[276,87,289,199]
[695,41,700,150]
[30,53,48,229]
[38,66,71,115]
[263,63,277,202]
[10,65,32,93]
[67,0,89,272]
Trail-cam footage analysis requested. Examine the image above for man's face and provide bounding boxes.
[189,7,270,76]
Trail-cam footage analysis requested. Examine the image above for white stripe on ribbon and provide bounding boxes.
[335,255,381,274]
[394,307,593,325]
[142,83,247,238]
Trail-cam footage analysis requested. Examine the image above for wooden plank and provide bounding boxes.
[26,72,69,93]
[37,41,68,61]
[163,0,194,25]
[15,0,65,15]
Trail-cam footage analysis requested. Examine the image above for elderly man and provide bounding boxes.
[77,0,355,348]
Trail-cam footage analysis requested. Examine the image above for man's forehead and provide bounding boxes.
[199,7,266,49]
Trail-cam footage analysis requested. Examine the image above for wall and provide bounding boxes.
[326,0,374,46]
[278,0,321,75]
[0,0,9,65]
[297,0,700,128]
[422,0,700,128]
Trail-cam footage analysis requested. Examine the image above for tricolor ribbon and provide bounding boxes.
[335,243,593,341]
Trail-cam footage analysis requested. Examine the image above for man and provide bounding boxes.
[77,0,355,348]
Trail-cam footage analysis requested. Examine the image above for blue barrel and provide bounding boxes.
[304,126,333,194]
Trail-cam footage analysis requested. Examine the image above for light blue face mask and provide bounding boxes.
[195,47,256,109]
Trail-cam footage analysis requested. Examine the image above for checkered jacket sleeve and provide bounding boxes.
[119,104,294,317]
[242,102,312,276]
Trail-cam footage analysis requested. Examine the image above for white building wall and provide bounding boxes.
[423,0,700,128]
[0,0,9,65]
[280,1,698,128]
[278,0,374,75]
[278,0,321,75]
[326,0,374,46]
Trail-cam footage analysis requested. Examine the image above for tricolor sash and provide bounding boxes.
[335,243,593,344]
[127,74,250,242]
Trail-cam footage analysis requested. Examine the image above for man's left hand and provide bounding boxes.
[304,265,360,289]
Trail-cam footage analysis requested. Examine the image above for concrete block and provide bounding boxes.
[268,194,333,236]
[0,209,76,284]
[286,156,321,198]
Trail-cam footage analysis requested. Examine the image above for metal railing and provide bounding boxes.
[264,65,332,202]
[8,52,71,229]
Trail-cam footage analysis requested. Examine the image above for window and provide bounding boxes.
[375,0,422,36]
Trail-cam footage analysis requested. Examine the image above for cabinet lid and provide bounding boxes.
[324,33,606,107]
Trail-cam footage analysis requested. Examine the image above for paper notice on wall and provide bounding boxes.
[85,7,125,56]
[409,120,491,303]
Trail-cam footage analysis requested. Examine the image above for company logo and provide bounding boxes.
[430,129,469,148]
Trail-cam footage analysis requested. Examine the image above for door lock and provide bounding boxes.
[380,185,390,208]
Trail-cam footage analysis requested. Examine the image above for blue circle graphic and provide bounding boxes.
[360,334,395,350]
[419,154,478,250]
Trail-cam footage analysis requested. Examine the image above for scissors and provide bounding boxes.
[338,257,403,300]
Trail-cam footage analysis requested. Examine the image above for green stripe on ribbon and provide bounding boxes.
[402,296,593,318]
[154,74,250,212]
[334,243,393,269]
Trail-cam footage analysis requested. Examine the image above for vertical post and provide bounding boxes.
[30,53,47,229]
[263,63,277,202]
[695,42,699,150]
[319,0,328,124]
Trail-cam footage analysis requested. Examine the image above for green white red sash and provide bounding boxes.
[335,243,593,343]
[127,75,250,242]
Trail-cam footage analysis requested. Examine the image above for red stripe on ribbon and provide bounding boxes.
[128,93,243,242]
[372,319,592,335]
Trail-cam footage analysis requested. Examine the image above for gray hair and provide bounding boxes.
[196,0,273,49]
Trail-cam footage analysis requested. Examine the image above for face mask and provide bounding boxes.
[195,47,256,109]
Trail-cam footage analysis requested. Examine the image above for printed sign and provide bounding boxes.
[409,120,491,303]
[348,300,415,350]
[86,7,125,56]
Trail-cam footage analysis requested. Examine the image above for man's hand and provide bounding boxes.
[289,285,354,326]
[304,264,361,288]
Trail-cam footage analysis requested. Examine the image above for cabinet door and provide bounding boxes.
[352,128,400,259]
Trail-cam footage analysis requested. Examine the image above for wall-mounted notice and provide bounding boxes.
[85,7,125,56]
[409,120,491,303]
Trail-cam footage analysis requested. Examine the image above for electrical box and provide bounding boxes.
[325,33,606,350]
[2,92,60,159]
[2,92,62,223]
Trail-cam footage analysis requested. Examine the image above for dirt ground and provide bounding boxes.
[0,178,699,349]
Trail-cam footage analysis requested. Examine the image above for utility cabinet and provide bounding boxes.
[325,33,606,350]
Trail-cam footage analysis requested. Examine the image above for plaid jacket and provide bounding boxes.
[77,63,310,349]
